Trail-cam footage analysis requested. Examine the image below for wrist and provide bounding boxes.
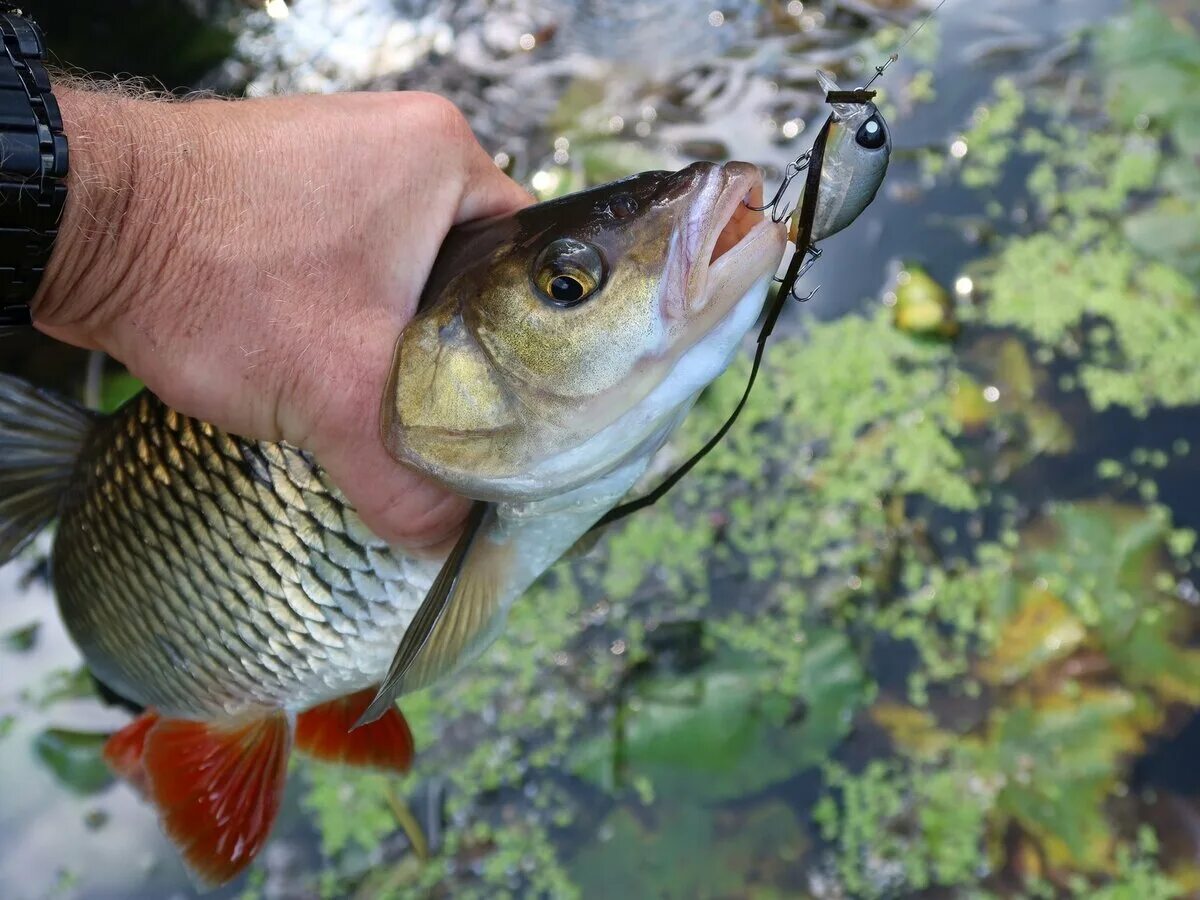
[31,85,195,341]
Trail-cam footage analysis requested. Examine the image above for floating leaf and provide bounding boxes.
[870,702,953,760]
[979,586,1086,685]
[571,632,867,801]
[569,801,805,900]
[893,265,959,339]
[979,687,1148,872]
[2,621,39,653]
[33,729,114,795]
[26,667,96,709]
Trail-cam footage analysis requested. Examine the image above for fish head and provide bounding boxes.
[384,161,785,501]
[809,70,891,241]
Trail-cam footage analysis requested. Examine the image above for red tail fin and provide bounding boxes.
[104,711,291,887]
[295,689,415,772]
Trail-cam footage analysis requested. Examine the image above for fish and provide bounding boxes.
[0,159,785,886]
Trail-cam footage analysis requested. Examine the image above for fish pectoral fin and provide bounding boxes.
[296,688,414,772]
[106,711,292,888]
[564,523,607,559]
[356,500,510,727]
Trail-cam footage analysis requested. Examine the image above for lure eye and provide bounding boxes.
[608,194,638,219]
[533,238,605,307]
[856,115,887,150]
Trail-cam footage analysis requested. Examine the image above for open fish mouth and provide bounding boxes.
[709,167,769,265]
[677,161,787,324]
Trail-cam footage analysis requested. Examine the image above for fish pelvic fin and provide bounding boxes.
[356,500,511,727]
[295,689,415,772]
[101,709,160,794]
[104,709,291,889]
[0,373,97,563]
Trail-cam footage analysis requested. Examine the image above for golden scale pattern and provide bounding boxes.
[52,394,425,718]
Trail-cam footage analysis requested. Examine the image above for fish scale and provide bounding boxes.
[52,392,436,719]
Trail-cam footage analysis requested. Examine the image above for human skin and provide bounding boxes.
[32,86,533,552]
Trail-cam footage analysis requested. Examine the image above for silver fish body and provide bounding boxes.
[53,392,440,719]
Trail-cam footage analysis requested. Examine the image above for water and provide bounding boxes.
[4,0,1194,897]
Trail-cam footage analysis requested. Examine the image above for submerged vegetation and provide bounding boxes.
[3,1,1200,898]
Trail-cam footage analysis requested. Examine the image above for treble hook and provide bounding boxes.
[745,151,811,223]
[794,283,821,304]
[786,246,823,300]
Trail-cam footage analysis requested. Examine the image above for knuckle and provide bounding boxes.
[401,91,473,142]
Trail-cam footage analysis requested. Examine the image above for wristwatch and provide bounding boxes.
[0,5,67,329]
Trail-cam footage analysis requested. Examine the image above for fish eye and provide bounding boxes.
[608,194,638,219]
[533,238,605,307]
[856,115,887,150]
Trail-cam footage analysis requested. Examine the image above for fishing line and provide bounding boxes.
[595,0,948,531]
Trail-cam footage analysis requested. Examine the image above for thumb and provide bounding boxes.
[455,140,535,225]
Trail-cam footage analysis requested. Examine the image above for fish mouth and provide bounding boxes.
[676,162,787,326]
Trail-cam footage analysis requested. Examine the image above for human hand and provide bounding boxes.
[33,86,532,552]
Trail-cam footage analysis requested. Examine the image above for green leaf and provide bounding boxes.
[571,632,868,802]
[2,621,39,652]
[99,370,145,414]
[32,729,114,795]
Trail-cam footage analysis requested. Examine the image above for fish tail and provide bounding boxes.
[0,373,97,563]
[103,689,415,887]
[104,709,293,888]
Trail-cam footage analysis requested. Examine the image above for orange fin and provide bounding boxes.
[295,689,414,772]
[102,710,160,794]
[136,713,291,888]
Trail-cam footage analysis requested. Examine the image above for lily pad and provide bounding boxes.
[571,630,868,801]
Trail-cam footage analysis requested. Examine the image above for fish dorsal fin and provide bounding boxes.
[103,710,292,888]
[356,500,511,726]
[295,688,414,772]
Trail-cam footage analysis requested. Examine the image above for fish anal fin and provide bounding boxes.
[137,713,291,888]
[102,709,160,794]
[295,689,414,772]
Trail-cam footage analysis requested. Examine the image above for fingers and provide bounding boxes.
[326,436,472,555]
[422,96,532,225]
[455,142,534,225]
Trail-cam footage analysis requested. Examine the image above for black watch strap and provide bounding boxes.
[0,7,67,329]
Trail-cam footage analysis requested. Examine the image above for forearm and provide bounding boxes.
[34,86,158,332]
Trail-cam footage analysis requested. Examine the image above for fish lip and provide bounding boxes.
[677,162,784,321]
